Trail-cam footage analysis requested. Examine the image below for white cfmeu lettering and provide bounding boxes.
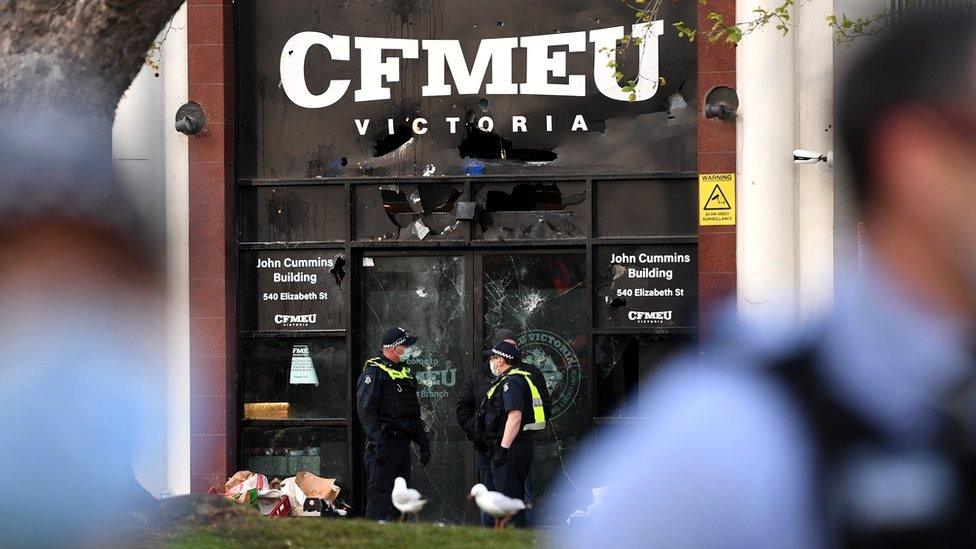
[627,311,673,323]
[354,119,370,135]
[412,117,428,135]
[280,23,665,109]
[274,314,318,325]
[446,116,461,134]
[280,32,351,109]
[421,38,519,96]
[477,116,494,132]
[512,116,527,133]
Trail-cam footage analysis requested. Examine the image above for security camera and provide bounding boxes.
[175,102,207,135]
[793,149,833,166]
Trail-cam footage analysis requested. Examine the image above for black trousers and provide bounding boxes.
[475,448,496,527]
[364,438,411,520]
[490,437,534,528]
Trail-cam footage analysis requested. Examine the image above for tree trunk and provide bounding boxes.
[0,0,185,154]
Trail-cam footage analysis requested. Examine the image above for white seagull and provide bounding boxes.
[392,476,427,522]
[468,483,526,529]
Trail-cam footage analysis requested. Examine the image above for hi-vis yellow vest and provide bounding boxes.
[485,368,547,431]
[364,357,412,380]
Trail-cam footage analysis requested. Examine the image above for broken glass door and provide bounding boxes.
[480,251,589,526]
[360,255,470,523]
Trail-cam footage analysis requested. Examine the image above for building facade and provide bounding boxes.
[121,0,748,523]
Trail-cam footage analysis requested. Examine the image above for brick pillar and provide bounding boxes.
[186,0,236,493]
[697,0,737,331]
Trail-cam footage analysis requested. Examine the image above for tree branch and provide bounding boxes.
[0,0,185,117]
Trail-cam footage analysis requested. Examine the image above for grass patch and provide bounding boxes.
[164,519,540,548]
[151,495,542,548]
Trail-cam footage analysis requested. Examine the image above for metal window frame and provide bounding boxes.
[234,173,700,517]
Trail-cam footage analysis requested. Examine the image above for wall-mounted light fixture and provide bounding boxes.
[704,86,739,120]
[174,101,207,135]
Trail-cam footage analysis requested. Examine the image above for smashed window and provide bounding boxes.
[360,255,469,524]
[481,252,589,525]
[354,184,465,241]
[474,182,587,240]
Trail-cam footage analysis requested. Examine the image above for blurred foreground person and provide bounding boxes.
[561,10,976,549]
[0,114,165,546]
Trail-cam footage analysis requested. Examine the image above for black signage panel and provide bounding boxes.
[596,245,698,329]
[238,0,697,179]
[240,250,346,332]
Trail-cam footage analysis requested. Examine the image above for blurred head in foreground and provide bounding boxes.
[558,9,976,549]
[839,8,976,324]
[0,114,164,546]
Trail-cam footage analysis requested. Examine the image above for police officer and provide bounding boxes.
[477,340,547,528]
[356,326,431,521]
[457,328,552,527]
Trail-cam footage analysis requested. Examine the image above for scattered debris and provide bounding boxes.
[411,219,431,240]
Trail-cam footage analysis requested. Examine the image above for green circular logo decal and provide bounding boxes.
[516,330,581,419]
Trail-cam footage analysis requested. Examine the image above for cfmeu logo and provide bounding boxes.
[274,314,317,327]
[279,21,665,109]
[516,330,582,419]
[628,310,672,324]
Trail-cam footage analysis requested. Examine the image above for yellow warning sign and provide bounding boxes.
[699,173,736,226]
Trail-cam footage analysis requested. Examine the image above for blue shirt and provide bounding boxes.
[556,257,972,549]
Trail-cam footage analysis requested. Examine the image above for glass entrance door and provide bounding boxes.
[358,250,589,525]
[359,254,470,523]
[478,251,589,526]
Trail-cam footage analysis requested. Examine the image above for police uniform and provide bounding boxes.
[356,327,431,521]
[477,341,547,528]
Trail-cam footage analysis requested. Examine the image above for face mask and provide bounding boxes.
[490,358,505,377]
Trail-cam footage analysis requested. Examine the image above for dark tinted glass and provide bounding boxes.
[243,426,348,482]
[239,185,348,242]
[595,179,697,237]
[242,338,348,420]
[595,244,698,329]
[240,250,347,332]
[360,255,470,523]
[482,252,589,526]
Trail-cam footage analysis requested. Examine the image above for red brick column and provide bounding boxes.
[187,0,236,493]
[697,0,737,331]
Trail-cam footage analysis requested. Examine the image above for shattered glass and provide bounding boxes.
[243,426,347,481]
[360,256,469,523]
[481,252,589,525]
[474,182,587,240]
[241,337,348,420]
[355,184,464,241]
